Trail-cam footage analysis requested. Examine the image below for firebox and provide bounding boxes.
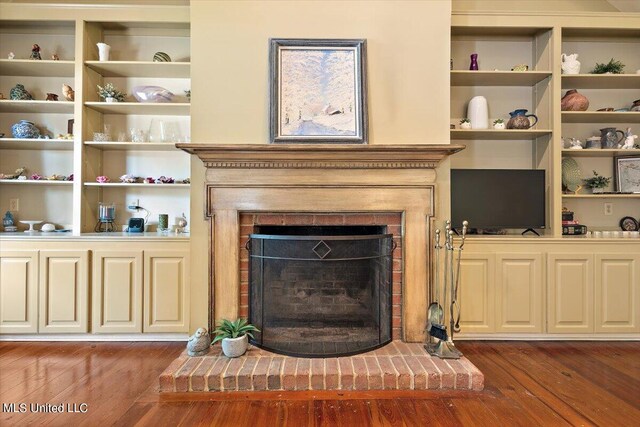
[248,225,394,357]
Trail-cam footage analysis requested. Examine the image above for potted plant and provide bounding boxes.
[459,118,471,129]
[212,318,260,358]
[590,58,625,74]
[97,83,126,103]
[584,170,611,194]
[492,119,505,129]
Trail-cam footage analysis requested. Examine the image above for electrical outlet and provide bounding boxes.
[604,203,613,216]
[9,198,19,212]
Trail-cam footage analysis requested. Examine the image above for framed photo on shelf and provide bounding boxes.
[614,155,640,193]
[269,38,368,144]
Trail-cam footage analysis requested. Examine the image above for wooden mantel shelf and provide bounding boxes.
[175,144,465,169]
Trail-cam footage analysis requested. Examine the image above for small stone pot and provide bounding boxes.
[221,335,248,358]
[561,89,589,111]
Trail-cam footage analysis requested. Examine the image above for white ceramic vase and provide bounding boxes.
[467,96,489,129]
[97,43,111,61]
[221,335,248,358]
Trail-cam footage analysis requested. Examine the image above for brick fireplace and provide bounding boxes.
[160,144,486,393]
[178,143,464,343]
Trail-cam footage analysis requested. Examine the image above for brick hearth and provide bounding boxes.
[159,341,483,392]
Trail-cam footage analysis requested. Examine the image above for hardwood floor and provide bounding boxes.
[0,341,638,426]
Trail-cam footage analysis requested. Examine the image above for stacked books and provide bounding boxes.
[562,210,587,235]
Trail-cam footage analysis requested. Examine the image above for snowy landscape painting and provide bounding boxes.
[270,39,367,143]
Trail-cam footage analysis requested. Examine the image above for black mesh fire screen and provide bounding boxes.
[248,226,394,358]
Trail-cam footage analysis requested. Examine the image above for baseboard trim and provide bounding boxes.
[0,333,188,342]
[456,333,640,341]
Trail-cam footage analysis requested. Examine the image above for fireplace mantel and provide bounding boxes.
[176,144,464,169]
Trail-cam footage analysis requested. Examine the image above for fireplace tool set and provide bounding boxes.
[425,220,468,359]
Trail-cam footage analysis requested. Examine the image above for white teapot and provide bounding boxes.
[561,53,581,75]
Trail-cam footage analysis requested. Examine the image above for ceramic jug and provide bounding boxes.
[600,127,625,148]
[506,109,538,129]
[561,53,581,74]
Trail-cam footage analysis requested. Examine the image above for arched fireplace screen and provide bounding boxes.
[248,226,394,358]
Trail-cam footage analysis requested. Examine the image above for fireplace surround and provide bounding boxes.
[177,143,465,342]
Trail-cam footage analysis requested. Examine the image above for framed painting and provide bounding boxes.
[269,38,368,144]
[614,155,640,193]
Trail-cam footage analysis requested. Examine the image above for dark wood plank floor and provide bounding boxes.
[1,341,638,426]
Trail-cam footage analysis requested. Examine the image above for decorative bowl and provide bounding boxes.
[132,86,174,103]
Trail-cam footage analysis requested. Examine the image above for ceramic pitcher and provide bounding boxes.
[600,127,625,148]
[506,109,538,129]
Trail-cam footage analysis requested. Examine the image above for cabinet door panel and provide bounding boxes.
[0,251,38,333]
[457,253,495,333]
[496,253,544,333]
[547,254,593,333]
[93,251,143,333]
[39,250,89,333]
[595,254,640,333]
[144,251,190,333]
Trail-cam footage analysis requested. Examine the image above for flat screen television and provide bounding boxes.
[451,169,546,232]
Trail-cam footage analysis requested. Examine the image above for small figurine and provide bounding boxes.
[30,173,44,181]
[569,138,584,149]
[62,84,74,101]
[143,177,155,184]
[10,84,34,100]
[3,211,17,232]
[30,44,41,60]
[119,174,138,183]
[511,64,529,71]
[176,213,188,233]
[8,52,15,60]
[156,176,174,184]
[622,128,638,149]
[187,327,211,357]
[51,53,59,61]
[45,93,58,101]
[0,167,26,180]
[96,175,110,183]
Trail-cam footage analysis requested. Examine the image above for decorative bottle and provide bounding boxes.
[469,53,479,71]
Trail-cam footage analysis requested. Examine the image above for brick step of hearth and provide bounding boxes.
[159,341,483,392]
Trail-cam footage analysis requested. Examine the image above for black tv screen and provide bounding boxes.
[451,169,546,229]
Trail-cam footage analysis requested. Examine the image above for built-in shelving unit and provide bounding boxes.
[560,26,640,233]
[0,13,191,236]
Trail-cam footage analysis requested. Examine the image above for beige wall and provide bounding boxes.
[189,0,453,331]
[452,0,620,12]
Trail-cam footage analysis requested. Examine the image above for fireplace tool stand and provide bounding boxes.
[425,220,467,359]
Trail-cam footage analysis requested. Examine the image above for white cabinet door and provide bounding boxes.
[595,254,640,333]
[495,253,544,333]
[92,250,143,333]
[547,253,594,333]
[144,250,190,333]
[0,251,38,333]
[457,253,495,334]
[39,250,89,333]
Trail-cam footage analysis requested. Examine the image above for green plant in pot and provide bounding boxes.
[590,58,625,74]
[97,83,126,102]
[584,170,611,194]
[212,318,260,358]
